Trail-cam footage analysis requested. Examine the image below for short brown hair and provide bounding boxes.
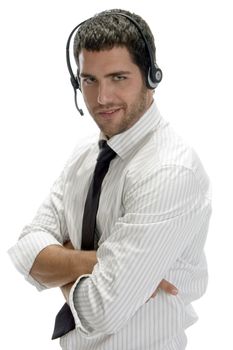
[73,9,156,85]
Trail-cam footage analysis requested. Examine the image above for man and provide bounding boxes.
[8,9,211,350]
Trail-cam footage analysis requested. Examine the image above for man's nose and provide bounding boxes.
[97,81,113,105]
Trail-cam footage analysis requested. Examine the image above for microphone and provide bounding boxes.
[73,87,84,116]
[70,76,84,116]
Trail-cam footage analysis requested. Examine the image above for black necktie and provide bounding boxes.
[52,141,116,339]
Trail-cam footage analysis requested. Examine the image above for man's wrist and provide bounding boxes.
[61,281,75,302]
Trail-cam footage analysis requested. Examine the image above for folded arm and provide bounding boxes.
[68,166,210,336]
[30,244,97,288]
[59,240,178,301]
[8,167,86,290]
[8,162,178,298]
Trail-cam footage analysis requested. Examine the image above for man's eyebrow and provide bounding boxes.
[105,71,132,77]
[80,73,94,78]
[80,71,132,78]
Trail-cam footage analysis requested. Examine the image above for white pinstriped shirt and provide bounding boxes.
[8,102,211,350]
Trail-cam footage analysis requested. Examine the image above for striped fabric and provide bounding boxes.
[8,102,211,349]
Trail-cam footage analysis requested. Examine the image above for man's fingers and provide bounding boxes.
[148,279,179,302]
[63,241,74,250]
[150,280,178,299]
[150,290,158,298]
[158,279,178,295]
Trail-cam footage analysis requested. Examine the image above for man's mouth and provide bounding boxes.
[98,108,122,118]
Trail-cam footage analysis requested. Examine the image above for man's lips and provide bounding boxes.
[97,108,122,116]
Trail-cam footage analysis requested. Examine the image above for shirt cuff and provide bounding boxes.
[69,274,99,337]
[7,231,62,291]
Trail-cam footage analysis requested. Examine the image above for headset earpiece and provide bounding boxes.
[147,63,163,89]
[70,74,80,90]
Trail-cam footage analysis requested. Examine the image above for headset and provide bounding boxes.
[66,13,163,115]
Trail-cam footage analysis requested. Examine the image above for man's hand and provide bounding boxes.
[149,279,178,301]
[63,240,75,250]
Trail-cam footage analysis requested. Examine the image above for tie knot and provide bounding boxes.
[97,140,116,163]
[98,140,107,149]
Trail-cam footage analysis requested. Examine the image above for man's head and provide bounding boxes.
[73,9,157,88]
[73,9,157,138]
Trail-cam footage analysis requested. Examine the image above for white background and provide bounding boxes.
[0,0,232,349]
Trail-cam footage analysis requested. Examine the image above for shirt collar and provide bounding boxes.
[99,101,164,160]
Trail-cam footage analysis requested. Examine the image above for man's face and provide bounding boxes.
[78,47,153,138]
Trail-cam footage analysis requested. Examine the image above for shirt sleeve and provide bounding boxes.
[7,169,69,291]
[69,164,211,336]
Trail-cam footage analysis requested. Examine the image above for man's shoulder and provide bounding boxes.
[126,124,210,196]
[61,132,99,177]
[68,132,99,162]
[129,123,196,171]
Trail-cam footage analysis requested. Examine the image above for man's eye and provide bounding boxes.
[113,75,126,81]
[83,77,96,84]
